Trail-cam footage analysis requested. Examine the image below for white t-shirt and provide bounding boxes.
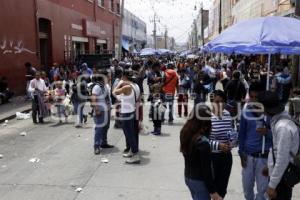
[92,84,109,112]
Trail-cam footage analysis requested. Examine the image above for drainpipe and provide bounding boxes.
[34,0,39,60]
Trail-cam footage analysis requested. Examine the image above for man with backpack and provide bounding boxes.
[258,91,300,200]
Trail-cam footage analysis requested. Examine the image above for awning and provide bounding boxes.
[122,39,130,51]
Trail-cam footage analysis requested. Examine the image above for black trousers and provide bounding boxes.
[32,95,43,123]
[272,179,293,200]
[153,120,162,128]
[126,119,139,151]
[211,152,233,198]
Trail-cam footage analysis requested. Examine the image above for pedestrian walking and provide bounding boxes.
[147,62,163,120]
[239,82,272,200]
[150,83,165,136]
[209,90,234,198]
[162,62,178,124]
[54,80,68,123]
[180,105,223,200]
[28,71,48,124]
[177,69,190,118]
[271,66,292,105]
[225,71,247,118]
[258,91,299,200]
[71,77,88,128]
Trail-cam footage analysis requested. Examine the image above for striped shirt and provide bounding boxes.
[209,109,233,153]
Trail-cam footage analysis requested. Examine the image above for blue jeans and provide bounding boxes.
[74,101,85,124]
[242,155,269,200]
[185,178,210,200]
[121,112,138,153]
[94,110,110,148]
[164,94,174,122]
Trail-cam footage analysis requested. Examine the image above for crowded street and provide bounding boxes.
[1,98,298,200]
[2,0,300,200]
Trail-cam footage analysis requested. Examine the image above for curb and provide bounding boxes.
[0,108,32,124]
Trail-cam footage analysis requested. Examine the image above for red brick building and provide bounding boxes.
[0,0,121,94]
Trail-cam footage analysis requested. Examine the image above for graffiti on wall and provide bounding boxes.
[0,38,36,55]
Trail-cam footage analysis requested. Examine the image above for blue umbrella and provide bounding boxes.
[206,16,300,90]
[207,16,300,54]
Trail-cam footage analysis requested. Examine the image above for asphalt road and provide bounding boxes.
[0,102,300,200]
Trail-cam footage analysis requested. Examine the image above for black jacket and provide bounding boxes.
[184,137,216,194]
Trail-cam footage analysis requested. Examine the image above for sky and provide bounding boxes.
[125,0,211,45]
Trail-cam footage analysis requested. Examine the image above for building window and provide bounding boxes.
[116,3,120,14]
[109,0,114,12]
[98,0,104,7]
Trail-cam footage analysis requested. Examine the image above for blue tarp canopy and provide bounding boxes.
[179,50,193,57]
[157,48,172,55]
[140,48,158,56]
[206,16,300,55]
[122,39,130,51]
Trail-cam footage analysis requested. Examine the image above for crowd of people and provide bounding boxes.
[23,53,300,200]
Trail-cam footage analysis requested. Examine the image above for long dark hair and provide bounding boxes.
[180,105,212,156]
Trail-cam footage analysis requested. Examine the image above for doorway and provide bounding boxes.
[38,18,52,69]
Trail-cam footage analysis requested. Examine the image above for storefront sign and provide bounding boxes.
[83,19,102,38]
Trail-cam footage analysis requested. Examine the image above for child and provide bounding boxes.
[54,81,68,123]
[150,84,166,136]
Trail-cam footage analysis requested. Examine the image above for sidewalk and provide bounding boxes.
[0,96,31,123]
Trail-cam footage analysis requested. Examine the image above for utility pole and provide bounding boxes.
[164,28,168,49]
[219,0,222,33]
[151,13,159,49]
[118,0,125,60]
[201,2,205,46]
[194,20,198,49]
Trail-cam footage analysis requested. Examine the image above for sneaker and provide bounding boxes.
[125,153,141,164]
[94,147,101,155]
[168,120,173,125]
[153,128,161,136]
[123,147,130,153]
[75,123,83,128]
[123,150,133,158]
